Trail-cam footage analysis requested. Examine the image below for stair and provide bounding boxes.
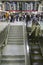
[1,25,25,65]
[1,55,25,65]
[8,26,23,45]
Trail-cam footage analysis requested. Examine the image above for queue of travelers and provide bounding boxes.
[2,12,43,22]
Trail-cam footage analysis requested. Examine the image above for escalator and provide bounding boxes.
[27,27,43,65]
[30,42,43,65]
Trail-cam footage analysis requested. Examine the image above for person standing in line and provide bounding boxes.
[30,19,36,42]
[26,14,31,27]
[35,21,41,43]
[5,12,9,22]
[30,19,41,43]
[10,14,14,22]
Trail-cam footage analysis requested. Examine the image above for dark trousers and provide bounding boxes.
[28,33,40,43]
[26,21,28,27]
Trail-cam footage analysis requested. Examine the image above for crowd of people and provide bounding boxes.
[2,12,43,22]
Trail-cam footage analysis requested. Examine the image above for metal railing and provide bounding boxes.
[0,23,9,65]
[0,24,9,47]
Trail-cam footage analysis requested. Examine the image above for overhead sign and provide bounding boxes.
[1,0,40,1]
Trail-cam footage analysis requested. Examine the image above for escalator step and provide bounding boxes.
[29,42,39,46]
[31,55,42,59]
[31,46,39,49]
[32,62,43,65]
[31,48,40,51]
[31,55,43,62]
[31,50,41,55]
[31,54,42,57]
